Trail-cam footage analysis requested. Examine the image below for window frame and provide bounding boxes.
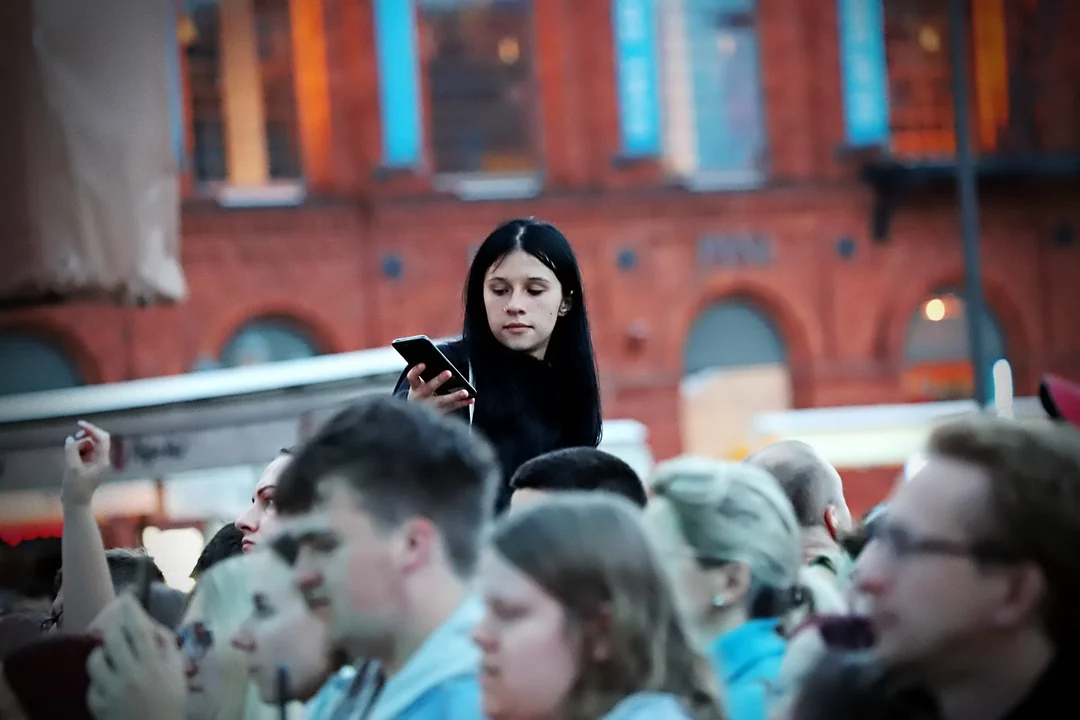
[655,0,770,191]
[415,0,546,201]
[177,0,309,208]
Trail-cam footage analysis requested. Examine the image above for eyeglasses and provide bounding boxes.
[868,521,1018,565]
[40,609,63,631]
[176,621,214,660]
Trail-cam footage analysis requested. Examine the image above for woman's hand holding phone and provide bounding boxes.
[405,364,475,414]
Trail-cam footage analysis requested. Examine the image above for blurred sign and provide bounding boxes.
[837,0,890,147]
[612,0,661,157]
[374,0,422,166]
[697,234,773,268]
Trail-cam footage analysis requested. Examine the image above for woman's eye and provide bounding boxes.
[527,287,544,296]
[490,287,508,296]
[491,603,525,622]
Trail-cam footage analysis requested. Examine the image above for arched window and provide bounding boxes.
[0,331,84,396]
[682,298,790,460]
[219,317,322,368]
[903,288,1007,401]
[684,298,787,375]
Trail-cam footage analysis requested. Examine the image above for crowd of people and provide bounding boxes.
[1,218,1079,720]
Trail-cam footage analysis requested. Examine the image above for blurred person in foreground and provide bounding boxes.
[52,421,174,633]
[745,440,852,583]
[273,396,499,719]
[231,547,340,704]
[87,555,304,720]
[854,415,1080,719]
[474,492,724,719]
[508,446,648,511]
[643,457,804,720]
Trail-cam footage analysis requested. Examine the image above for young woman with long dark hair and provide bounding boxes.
[393,218,603,512]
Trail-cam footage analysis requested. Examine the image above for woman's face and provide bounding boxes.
[643,504,716,625]
[483,250,566,360]
[472,550,579,720]
[177,611,229,720]
[236,455,290,552]
[231,554,332,703]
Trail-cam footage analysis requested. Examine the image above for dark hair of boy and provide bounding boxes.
[509,447,648,509]
[275,396,500,577]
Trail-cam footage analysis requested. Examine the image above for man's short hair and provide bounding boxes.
[928,415,1080,641]
[745,440,841,527]
[53,548,165,598]
[275,396,500,578]
[510,448,648,508]
[190,524,244,580]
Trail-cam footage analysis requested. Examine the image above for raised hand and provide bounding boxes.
[87,594,186,720]
[62,420,112,507]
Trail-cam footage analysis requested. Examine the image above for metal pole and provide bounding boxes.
[947,0,990,407]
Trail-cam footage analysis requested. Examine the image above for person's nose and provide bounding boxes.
[471,611,496,651]
[504,291,526,315]
[297,570,323,596]
[184,655,198,679]
[236,505,259,535]
[231,628,256,653]
[293,546,322,593]
[852,541,891,596]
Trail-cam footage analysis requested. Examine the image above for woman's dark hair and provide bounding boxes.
[462,218,602,448]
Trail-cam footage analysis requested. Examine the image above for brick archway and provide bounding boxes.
[199,302,345,368]
[0,321,100,392]
[677,281,816,408]
[876,270,1033,394]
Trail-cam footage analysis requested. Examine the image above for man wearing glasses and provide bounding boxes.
[855,415,1080,720]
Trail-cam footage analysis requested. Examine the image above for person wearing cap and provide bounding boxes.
[642,456,805,720]
[1040,374,1080,428]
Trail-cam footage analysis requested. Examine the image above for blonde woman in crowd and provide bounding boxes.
[644,457,805,720]
[473,492,726,720]
[87,555,304,720]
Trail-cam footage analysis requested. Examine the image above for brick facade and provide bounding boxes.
[4,0,1079,511]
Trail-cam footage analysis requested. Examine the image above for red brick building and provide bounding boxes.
[3,0,1079,512]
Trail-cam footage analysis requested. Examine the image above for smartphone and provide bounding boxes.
[392,335,476,399]
[3,635,99,720]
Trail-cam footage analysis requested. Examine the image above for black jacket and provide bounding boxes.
[393,340,580,513]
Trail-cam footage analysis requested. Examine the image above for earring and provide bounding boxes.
[711,595,726,609]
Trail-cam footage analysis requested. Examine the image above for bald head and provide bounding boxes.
[745,440,849,530]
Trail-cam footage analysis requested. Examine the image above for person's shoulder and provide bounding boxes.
[302,665,360,718]
[440,339,469,366]
[404,674,483,719]
[602,692,697,719]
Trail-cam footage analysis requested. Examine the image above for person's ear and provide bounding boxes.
[398,518,436,574]
[558,296,572,316]
[991,563,1046,630]
[824,506,840,541]
[711,561,753,609]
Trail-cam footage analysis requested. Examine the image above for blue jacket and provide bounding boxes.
[708,619,787,720]
[601,692,695,719]
[305,597,484,719]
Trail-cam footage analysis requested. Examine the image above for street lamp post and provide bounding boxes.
[947,0,991,407]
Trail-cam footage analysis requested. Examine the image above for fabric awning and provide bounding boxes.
[0,0,186,306]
